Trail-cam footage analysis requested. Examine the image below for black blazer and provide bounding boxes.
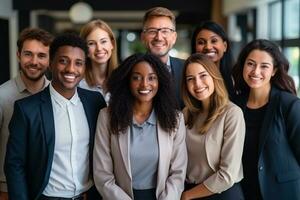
[4,86,106,200]
[170,56,184,108]
[235,86,300,200]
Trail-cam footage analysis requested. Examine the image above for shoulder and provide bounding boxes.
[0,79,18,99]
[170,56,185,65]
[222,102,244,122]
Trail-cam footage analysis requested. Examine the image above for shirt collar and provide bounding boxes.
[133,109,156,126]
[15,72,49,93]
[49,83,79,107]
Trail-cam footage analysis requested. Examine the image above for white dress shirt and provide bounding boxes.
[43,84,92,197]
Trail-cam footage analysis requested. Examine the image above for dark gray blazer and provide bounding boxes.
[236,86,300,200]
[5,86,106,200]
[170,56,184,108]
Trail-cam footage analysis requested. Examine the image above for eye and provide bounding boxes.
[131,74,142,81]
[200,73,208,79]
[75,60,84,67]
[58,58,69,65]
[87,41,96,47]
[148,75,157,81]
[22,51,32,57]
[211,38,219,44]
[186,76,194,82]
[100,39,108,45]
[246,61,255,67]
[38,53,47,59]
[196,40,205,45]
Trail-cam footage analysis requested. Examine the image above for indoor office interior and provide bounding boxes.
[0,0,299,96]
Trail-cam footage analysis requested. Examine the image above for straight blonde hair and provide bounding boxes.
[181,53,229,134]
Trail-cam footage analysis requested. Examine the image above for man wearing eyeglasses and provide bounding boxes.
[141,7,184,108]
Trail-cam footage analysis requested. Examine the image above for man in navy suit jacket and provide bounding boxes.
[5,34,106,200]
[141,7,185,108]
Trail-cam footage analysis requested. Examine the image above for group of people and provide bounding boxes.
[0,6,299,200]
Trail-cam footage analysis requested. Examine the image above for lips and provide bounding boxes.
[138,89,151,94]
[63,74,76,82]
[195,87,207,93]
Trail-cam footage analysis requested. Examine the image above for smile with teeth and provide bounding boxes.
[64,74,76,82]
[205,52,216,57]
[138,89,151,94]
[249,76,262,81]
[195,87,207,93]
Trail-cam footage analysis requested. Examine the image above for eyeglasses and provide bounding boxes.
[143,28,175,37]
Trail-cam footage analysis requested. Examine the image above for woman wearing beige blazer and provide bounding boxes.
[180,54,245,200]
[93,53,187,200]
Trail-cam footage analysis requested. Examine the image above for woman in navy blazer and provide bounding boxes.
[232,39,300,200]
[93,53,187,200]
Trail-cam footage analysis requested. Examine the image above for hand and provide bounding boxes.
[180,191,190,200]
[0,192,8,200]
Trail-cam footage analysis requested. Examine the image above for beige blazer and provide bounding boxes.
[93,108,187,200]
[184,102,245,193]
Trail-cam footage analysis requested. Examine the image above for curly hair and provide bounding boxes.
[17,27,53,53]
[107,53,179,134]
[50,33,88,62]
[232,39,296,95]
[181,53,229,134]
[80,19,118,87]
[191,21,234,98]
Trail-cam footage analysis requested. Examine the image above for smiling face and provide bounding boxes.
[86,28,114,66]
[17,39,49,82]
[130,61,159,105]
[185,62,214,107]
[50,46,86,99]
[195,29,227,66]
[243,49,277,93]
[141,16,177,63]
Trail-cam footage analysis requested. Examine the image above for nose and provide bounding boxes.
[195,77,202,87]
[252,65,260,74]
[96,42,101,51]
[31,55,38,65]
[204,42,212,50]
[65,61,76,73]
[140,77,149,87]
[154,30,163,40]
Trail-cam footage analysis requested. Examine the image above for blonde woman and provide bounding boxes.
[80,19,118,103]
[181,53,245,200]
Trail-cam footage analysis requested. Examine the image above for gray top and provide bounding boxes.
[130,110,159,190]
[78,79,110,104]
[0,73,49,192]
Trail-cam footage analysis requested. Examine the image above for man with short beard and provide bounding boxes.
[0,27,53,200]
[141,7,184,108]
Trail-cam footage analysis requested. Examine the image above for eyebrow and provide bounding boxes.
[186,71,207,77]
[247,58,272,66]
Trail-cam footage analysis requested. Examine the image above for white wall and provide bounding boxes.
[0,0,18,79]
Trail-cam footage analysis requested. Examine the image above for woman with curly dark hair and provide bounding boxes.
[232,39,300,200]
[93,53,187,200]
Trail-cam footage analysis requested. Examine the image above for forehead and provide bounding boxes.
[21,39,49,52]
[186,62,207,74]
[196,29,221,39]
[144,16,174,28]
[132,61,155,73]
[247,49,273,63]
[87,28,110,40]
[54,45,85,59]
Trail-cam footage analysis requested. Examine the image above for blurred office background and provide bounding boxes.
[0,0,299,94]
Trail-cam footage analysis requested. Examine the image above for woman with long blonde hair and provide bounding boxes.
[79,19,118,103]
[181,53,245,200]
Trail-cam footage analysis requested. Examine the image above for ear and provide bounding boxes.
[223,41,228,53]
[16,51,21,62]
[272,67,278,76]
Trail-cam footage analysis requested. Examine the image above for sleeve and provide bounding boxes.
[4,102,29,200]
[285,98,300,165]
[158,113,188,200]
[93,109,132,200]
[203,104,245,193]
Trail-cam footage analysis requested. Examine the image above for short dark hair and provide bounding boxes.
[232,39,296,95]
[17,27,53,53]
[50,33,88,61]
[107,53,179,134]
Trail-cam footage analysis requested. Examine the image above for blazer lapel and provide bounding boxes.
[40,87,55,167]
[118,129,132,179]
[258,87,280,155]
[156,123,170,192]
